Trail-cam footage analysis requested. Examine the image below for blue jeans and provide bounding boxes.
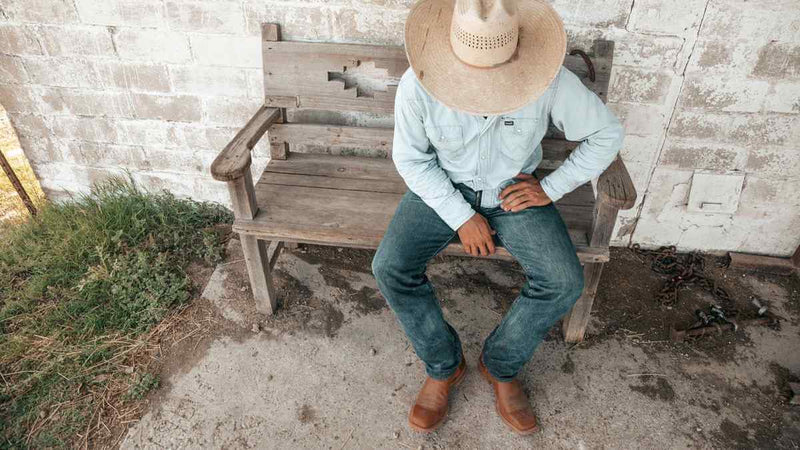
[372,184,584,382]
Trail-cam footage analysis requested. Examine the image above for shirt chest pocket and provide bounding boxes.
[499,117,538,161]
[426,125,464,153]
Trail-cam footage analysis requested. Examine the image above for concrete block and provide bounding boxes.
[2,0,79,23]
[626,0,705,35]
[6,113,50,139]
[0,24,43,55]
[39,25,116,57]
[764,82,800,114]
[22,57,102,89]
[550,0,633,28]
[630,167,695,247]
[15,135,68,164]
[752,43,800,79]
[75,0,165,27]
[114,119,172,148]
[330,7,405,45]
[73,141,147,168]
[203,97,263,127]
[738,175,800,218]
[246,69,264,99]
[130,93,203,122]
[669,111,800,147]
[746,145,800,178]
[170,65,250,97]
[701,0,800,43]
[0,54,29,84]
[609,67,675,104]
[659,140,748,172]
[244,2,332,39]
[190,35,262,68]
[608,102,670,137]
[37,88,135,118]
[166,1,246,34]
[0,85,44,114]
[98,62,172,93]
[618,134,662,165]
[113,29,192,64]
[566,28,685,71]
[680,75,770,113]
[49,115,117,143]
[139,146,205,173]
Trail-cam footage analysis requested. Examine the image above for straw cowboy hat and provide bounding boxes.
[404,0,566,115]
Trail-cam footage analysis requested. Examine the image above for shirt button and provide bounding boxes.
[477,177,482,182]
[515,128,522,134]
[480,154,486,160]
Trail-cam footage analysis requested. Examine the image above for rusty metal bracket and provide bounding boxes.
[0,149,37,216]
[569,49,596,83]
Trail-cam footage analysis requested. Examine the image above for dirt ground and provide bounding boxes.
[121,239,800,449]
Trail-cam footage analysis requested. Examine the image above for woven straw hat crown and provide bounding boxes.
[450,0,520,67]
[404,0,566,114]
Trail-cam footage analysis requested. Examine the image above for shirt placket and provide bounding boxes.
[476,116,497,207]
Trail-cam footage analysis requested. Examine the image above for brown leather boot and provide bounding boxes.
[408,358,467,433]
[478,355,539,435]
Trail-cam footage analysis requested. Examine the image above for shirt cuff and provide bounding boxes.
[435,191,476,231]
[539,175,566,203]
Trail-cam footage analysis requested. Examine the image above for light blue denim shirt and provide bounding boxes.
[392,66,625,231]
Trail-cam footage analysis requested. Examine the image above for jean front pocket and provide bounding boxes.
[427,125,464,154]
[499,117,537,162]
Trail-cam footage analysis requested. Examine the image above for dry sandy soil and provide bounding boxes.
[121,239,800,449]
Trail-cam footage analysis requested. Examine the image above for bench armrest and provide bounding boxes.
[597,156,637,210]
[211,106,282,182]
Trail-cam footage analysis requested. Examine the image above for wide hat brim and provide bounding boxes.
[404,0,566,115]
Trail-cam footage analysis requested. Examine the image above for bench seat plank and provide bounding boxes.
[231,153,607,263]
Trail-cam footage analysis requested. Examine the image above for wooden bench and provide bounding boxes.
[210,23,637,343]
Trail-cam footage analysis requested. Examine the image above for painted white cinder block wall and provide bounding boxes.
[0,0,798,256]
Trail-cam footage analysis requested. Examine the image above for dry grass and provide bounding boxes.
[0,109,45,224]
[1,178,233,448]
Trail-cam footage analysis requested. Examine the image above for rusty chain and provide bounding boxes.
[631,244,733,310]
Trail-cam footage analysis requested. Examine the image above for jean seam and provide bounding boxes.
[495,231,531,274]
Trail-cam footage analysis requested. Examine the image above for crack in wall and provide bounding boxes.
[626,0,712,245]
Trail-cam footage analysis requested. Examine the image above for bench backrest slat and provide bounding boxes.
[261,23,613,165]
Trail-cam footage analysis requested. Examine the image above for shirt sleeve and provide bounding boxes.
[539,68,625,203]
[392,82,476,231]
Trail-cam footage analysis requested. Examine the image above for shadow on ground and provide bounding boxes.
[122,240,800,449]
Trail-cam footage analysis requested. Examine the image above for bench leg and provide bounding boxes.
[562,262,605,343]
[241,234,277,314]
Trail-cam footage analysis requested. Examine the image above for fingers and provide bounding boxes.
[501,190,529,210]
[499,182,525,199]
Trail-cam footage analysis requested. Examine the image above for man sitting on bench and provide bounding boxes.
[371,0,625,435]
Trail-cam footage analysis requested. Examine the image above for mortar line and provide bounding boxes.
[625,0,711,244]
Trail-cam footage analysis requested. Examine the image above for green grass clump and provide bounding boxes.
[0,177,232,448]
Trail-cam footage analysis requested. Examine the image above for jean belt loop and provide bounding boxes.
[475,190,483,209]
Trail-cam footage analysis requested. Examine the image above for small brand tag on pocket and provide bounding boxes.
[504,120,514,126]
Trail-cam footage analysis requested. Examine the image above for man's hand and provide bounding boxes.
[499,173,552,212]
[457,213,496,257]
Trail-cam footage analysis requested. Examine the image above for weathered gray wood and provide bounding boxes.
[241,235,276,314]
[211,106,281,181]
[597,156,637,210]
[267,240,284,271]
[234,175,600,262]
[562,262,604,343]
[260,28,612,114]
[729,252,797,275]
[590,200,620,247]
[268,122,578,162]
[228,170,258,220]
